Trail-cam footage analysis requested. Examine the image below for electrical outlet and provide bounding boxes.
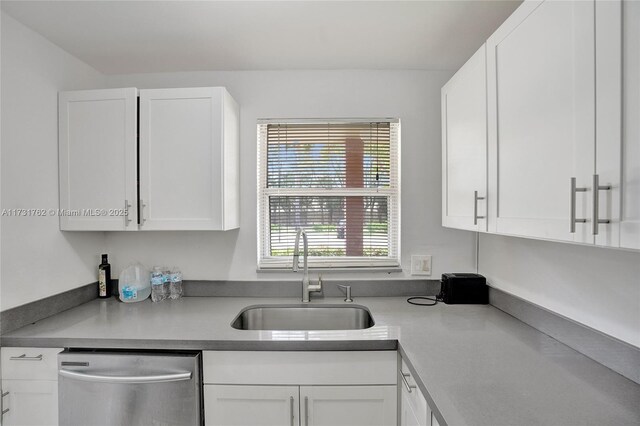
[411,255,432,276]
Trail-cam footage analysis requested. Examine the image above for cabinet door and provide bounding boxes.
[442,44,488,232]
[620,0,640,249]
[58,88,138,231]
[399,360,428,426]
[300,386,396,426]
[1,380,57,426]
[487,0,595,243]
[139,87,227,230]
[204,385,298,426]
[400,389,423,426]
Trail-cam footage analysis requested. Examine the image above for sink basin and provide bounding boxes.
[231,304,375,330]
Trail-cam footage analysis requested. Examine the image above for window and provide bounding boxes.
[257,119,400,269]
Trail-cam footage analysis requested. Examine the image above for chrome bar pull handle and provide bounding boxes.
[140,200,147,225]
[400,370,416,393]
[473,191,486,225]
[289,396,295,426]
[304,396,309,426]
[592,174,612,235]
[10,354,43,361]
[59,369,191,384]
[570,177,587,233]
[124,200,132,225]
[0,391,8,417]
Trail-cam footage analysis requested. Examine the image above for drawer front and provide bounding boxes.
[203,351,397,385]
[1,348,63,380]
[400,359,428,425]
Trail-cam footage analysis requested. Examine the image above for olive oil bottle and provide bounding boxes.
[98,254,112,298]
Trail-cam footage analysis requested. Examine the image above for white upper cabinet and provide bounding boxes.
[59,86,240,231]
[442,44,488,232]
[443,0,637,250]
[486,0,595,244]
[620,0,640,250]
[139,87,240,231]
[59,88,138,231]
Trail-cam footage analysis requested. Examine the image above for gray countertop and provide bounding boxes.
[2,297,639,426]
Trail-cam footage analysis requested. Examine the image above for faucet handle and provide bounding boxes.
[336,284,353,303]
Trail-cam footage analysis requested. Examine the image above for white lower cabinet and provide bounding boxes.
[0,347,62,426]
[400,387,424,426]
[0,380,58,426]
[204,385,396,426]
[204,385,299,426]
[301,386,397,426]
[399,358,443,426]
[399,360,428,426]
[203,351,397,426]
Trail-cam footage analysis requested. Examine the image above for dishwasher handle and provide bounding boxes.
[59,369,192,384]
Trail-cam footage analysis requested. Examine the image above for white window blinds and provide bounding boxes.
[258,119,400,269]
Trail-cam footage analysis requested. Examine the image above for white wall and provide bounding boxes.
[1,13,107,310]
[479,233,640,347]
[104,70,476,281]
[1,12,636,352]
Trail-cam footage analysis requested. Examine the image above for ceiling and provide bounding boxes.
[1,1,521,75]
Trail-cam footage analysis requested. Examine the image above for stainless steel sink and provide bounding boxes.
[231,304,375,330]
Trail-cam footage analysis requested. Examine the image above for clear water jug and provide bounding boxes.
[118,262,151,303]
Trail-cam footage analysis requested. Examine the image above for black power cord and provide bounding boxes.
[407,293,443,306]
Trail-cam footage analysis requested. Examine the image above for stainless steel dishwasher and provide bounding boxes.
[58,350,202,425]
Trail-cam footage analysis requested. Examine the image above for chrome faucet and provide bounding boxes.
[293,228,322,302]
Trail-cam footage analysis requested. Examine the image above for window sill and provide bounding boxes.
[257,266,403,273]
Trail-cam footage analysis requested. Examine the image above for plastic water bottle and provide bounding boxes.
[151,266,165,302]
[162,267,171,299]
[169,267,183,300]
